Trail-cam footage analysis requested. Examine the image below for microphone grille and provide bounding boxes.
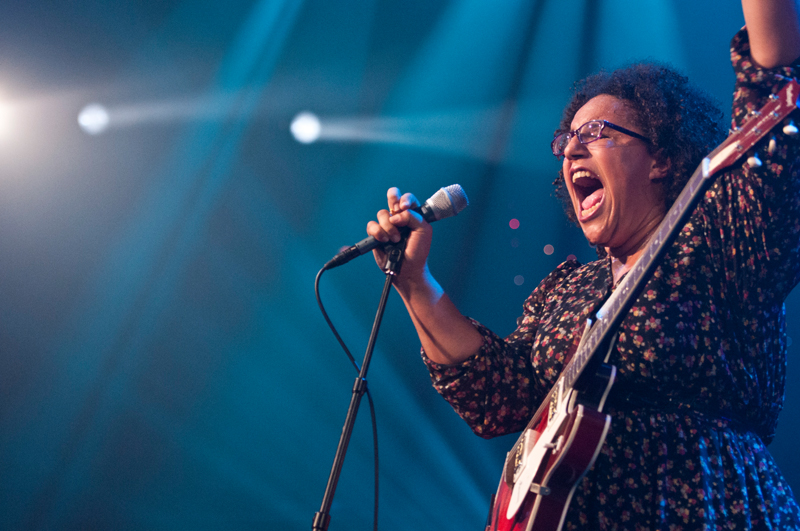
[426,184,469,220]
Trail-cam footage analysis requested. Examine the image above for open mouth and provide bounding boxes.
[571,170,605,220]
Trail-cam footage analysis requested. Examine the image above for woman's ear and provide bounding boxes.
[649,150,671,181]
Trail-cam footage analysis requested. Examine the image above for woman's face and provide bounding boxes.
[561,94,669,255]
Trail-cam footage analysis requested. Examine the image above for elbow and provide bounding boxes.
[749,31,800,69]
[751,48,800,69]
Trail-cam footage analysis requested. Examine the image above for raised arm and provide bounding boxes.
[366,188,483,365]
[742,0,800,68]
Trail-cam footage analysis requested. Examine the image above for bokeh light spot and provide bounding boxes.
[509,218,520,229]
[543,244,554,255]
[291,111,321,143]
[514,275,524,286]
[567,254,577,261]
[78,104,110,135]
[510,237,519,248]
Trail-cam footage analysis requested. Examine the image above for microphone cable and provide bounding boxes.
[315,266,380,531]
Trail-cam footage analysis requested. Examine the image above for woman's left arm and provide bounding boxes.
[742,0,800,68]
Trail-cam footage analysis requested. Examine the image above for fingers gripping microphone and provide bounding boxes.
[324,184,469,270]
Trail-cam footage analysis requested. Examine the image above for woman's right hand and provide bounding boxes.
[366,187,433,289]
[367,187,483,364]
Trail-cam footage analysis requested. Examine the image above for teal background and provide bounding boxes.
[0,1,797,529]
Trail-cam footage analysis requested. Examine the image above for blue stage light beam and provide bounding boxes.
[288,103,556,168]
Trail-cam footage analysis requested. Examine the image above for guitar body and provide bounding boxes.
[486,405,611,531]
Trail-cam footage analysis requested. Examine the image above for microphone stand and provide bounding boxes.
[312,232,409,531]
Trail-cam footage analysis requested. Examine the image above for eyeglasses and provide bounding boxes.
[551,119,651,157]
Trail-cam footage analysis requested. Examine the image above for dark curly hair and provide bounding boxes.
[553,62,726,228]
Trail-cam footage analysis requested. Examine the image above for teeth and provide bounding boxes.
[572,170,595,183]
[581,202,601,217]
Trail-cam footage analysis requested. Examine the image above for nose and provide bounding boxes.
[563,134,587,160]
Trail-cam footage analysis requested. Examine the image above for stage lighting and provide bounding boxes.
[0,101,11,139]
[290,112,321,144]
[78,104,110,135]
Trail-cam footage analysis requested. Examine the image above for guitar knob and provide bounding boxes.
[747,152,763,168]
[784,119,799,135]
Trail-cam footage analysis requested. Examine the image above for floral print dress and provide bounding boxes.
[423,29,800,530]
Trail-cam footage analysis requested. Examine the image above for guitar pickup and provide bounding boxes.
[522,429,540,455]
[529,483,551,496]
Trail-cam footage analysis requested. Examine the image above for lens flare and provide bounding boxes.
[78,104,110,135]
[290,112,321,144]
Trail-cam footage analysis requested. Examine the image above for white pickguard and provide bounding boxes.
[505,381,571,519]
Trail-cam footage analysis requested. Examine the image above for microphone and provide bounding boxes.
[324,184,469,270]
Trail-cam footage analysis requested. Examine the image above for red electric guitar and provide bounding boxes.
[486,79,800,531]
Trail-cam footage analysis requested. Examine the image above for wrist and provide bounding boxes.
[393,265,441,302]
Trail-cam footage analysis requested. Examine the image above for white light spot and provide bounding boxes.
[291,112,321,144]
[78,104,110,135]
[514,275,524,286]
